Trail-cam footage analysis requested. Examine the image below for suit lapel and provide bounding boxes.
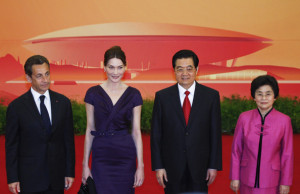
[188,82,203,127]
[49,90,59,133]
[22,90,46,133]
[170,84,186,127]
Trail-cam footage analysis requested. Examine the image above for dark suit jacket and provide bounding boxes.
[151,82,222,183]
[5,89,75,192]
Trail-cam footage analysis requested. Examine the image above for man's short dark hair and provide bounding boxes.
[172,49,199,69]
[24,55,50,77]
[251,75,279,98]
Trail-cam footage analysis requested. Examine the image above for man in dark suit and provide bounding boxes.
[5,55,75,194]
[151,50,222,194]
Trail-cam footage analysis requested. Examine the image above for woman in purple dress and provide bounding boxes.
[82,46,144,194]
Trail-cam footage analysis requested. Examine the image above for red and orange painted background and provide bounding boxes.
[1,1,300,103]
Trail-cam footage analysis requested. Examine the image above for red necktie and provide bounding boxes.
[183,91,191,125]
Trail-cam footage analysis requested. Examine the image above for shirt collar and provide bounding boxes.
[31,87,50,102]
[178,81,196,95]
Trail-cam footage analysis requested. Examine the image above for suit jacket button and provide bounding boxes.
[183,150,186,153]
[185,132,189,136]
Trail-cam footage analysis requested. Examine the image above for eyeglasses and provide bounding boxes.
[255,92,274,99]
[175,66,196,74]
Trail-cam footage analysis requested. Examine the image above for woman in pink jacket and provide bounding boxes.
[230,75,294,194]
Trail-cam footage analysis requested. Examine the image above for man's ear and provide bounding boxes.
[26,74,32,83]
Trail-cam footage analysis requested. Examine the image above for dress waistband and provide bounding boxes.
[91,130,129,137]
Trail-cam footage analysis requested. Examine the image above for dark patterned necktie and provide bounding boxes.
[40,95,51,134]
[183,91,191,125]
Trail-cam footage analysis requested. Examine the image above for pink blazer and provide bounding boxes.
[230,108,294,188]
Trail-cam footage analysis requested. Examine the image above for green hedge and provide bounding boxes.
[141,99,154,133]
[0,96,299,135]
[274,96,300,133]
[0,102,7,135]
[221,95,257,134]
[71,100,87,135]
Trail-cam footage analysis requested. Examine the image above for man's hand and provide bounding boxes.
[156,169,168,188]
[230,180,240,193]
[8,182,20,194]
[280,185,290,194]
[206,169,217,185]
[65,177,74,190]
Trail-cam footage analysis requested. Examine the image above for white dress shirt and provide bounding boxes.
[178,81,196,107]
[31,88,52,124]
[178,81,216,172]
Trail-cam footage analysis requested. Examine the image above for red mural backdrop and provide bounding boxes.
[0,1,300,103]
[1,1,300,194]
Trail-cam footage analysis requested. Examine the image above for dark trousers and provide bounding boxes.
[164,165,208,194]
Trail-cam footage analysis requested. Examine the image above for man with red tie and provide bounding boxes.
[151,49,222,194]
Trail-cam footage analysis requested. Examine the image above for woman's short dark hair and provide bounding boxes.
[172,49,199,69]
[24,55,50,77]
[104,46,126,66]
[251,75,279,98]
